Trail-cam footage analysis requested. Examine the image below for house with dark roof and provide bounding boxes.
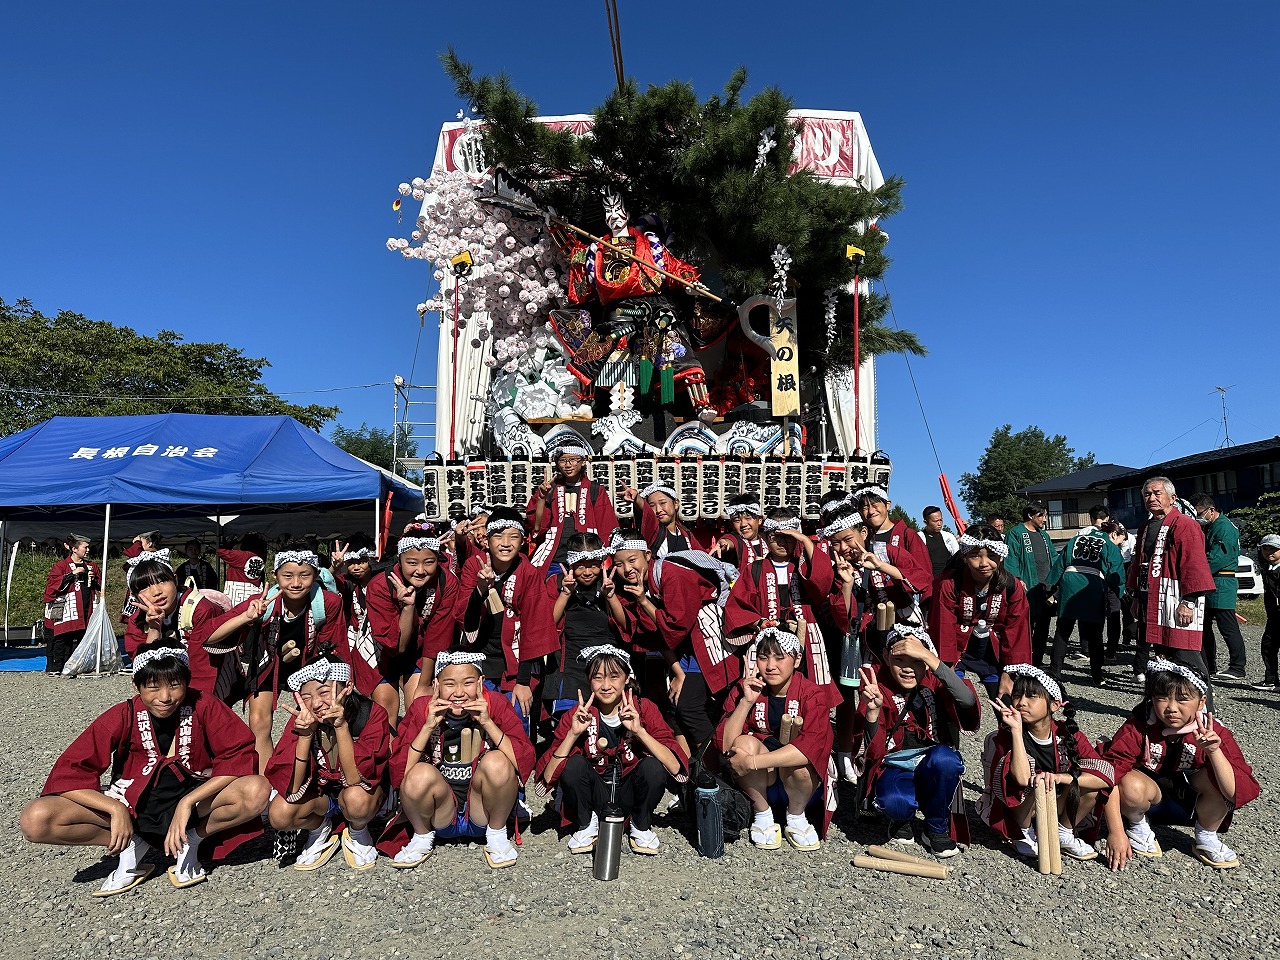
[1101,436,1280,530]
[1018,463,1136,545]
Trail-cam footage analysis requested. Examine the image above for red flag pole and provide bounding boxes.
[939,474,967,536]
[852,273,861,453]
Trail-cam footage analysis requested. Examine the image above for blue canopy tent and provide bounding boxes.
[0,414,423,638]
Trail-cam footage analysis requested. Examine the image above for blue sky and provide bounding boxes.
[5,3,1276,522]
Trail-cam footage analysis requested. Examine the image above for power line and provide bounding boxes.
[0,381,389,403]
[877,278,944,476]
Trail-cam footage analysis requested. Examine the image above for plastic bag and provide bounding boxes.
[62,602,123,677]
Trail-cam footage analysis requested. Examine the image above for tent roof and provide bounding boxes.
[0,415,421,518]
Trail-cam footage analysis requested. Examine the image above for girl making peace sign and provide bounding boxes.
[537,646,686,856]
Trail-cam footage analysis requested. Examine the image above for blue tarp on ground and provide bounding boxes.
[0,414,420,517]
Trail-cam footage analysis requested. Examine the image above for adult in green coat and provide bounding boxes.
[1191,494,1246,679]
[1003,502,1055,667]
[1047,527,1125,684]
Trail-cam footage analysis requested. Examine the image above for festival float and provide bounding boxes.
[388,59,922,524]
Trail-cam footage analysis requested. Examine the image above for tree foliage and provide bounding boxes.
[960,424,1097,523]
[889,504,919,531]
[331,422,418,479]
[440,51,924,372]
[1229,492,1280,549]
[0,298,337,435]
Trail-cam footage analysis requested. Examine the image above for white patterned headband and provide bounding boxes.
[274,550,320,571]
[470,503,494,518]
[567,547,611,566]
[580,644,632,671]
[287,658,352,692]
[486,519,525,535]
[639,482,679,502]
[822,514,863,539]
[1004,664,1062,703]
[762,517,802,533]
[345,547,375,560]
[399,536,442,556]
[1146,657,1209,695]
[610,531,650,554]
[958,533,1009,559]
[555,443,592,458]
[132,647,189,673]
[887,624,937,655]
[855,484,890,504]
[756,626,802,656]
[436,650,486,670]
[724,502,763,519]
[127,548,171,569]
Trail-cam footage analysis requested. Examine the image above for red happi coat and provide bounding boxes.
[125,588,239,702]
[1127,512,1215,650]
[41,690,261,860]
[720,531,768,573]
[866,520,934,608]
[978,722,1116,840]
[526,475,620,572]
[930,572,1032,667]
[646,558,741,693]
[456,554,558,689]
[216,549,266,607]
[215,588,349,706]
[377,689,535,855]
[637,497,714,555]
[347,567,460,694]
[1099,708,1260,832]
[715,671,837,837]
[535,698,688,823]
[265,699,392,803]
[725,554,842,710]
[43,557,100,636]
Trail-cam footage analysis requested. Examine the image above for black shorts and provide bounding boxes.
[134,767,203,846]
[1147,770,1198,826]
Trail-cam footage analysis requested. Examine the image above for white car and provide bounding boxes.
[1237,555,1263,599]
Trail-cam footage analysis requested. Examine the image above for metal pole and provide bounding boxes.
[0,518,6,646]
[374,497,382,560]
[3,542,16,646]
[852,273,861,454]
[98,504,112,675]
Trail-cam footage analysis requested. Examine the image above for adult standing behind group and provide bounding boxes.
[918,506,959,580]
[1129,477,1215,704]
[1191,494,1247,682]
[1003,503,1056,668]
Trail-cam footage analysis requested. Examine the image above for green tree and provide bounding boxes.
[440,53,924,373]
[889,504,918,531]
[959,424,1096,523]
[0,298,337,435]
[1229,492,1280,549]
[331,422,418,479]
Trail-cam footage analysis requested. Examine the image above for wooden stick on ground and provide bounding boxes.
[865,845,937,867]
[852,855,949,881]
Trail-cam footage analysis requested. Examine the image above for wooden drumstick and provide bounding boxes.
[1046,783,1063,876]
[852,855,949,880]
[1035,780,1053,875]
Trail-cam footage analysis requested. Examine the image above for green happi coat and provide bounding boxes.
[1048,530,1125,623]
[1202,514,1240,610]
[1003,522,1054,589]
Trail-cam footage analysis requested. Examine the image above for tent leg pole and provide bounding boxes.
[99,504,111,675]
[0,518,6,646]
[374,498,381,559]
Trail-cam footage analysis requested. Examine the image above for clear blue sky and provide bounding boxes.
[5,3,1276,521]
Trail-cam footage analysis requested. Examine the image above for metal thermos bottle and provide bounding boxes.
[593,760,625,881]
[694,769,724,859]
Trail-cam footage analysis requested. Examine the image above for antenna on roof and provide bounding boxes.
[1212,385,1235,448]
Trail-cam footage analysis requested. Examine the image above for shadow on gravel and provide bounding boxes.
[1232,696,1280,711]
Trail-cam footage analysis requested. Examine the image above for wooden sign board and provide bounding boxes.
[770,297,801,418]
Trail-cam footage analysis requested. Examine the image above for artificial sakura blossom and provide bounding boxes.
[753,126,777,175]
[771,244,792,305]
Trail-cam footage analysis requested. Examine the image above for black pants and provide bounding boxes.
[1202,607,1247,675]
[1051,620,1106,683]
[1106,610,1122,654]
[559,754,666,830]
[45,627,83,674]
[671,671,721,757]
[1134,596,1215,711]
[1028,585,1053,667]
[1261,623,1278,682]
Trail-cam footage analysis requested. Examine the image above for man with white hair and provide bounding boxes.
[1128,477,1216,702]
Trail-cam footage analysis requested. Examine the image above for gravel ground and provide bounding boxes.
[3,630,1277,960]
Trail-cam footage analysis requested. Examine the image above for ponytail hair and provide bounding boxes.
[1056,684,1084,824]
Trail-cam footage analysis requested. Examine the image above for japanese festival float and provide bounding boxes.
[388,60,924,525]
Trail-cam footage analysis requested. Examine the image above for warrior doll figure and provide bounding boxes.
[549,188,729,422]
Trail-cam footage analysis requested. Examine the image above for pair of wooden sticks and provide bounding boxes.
[874,602,896,632]
[447,727,483,764]
[853,845,950,880]
[1035,779,1063,875]
[779,714,803,745]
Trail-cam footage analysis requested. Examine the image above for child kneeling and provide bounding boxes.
[717,627,834,852]
[265,654,392,871]
[979,665,1114,863]
[537,645,687,855]
[859,626,980,857]
[379,651,534,869]
[21,647,269,895]
[1100,658,1260,871]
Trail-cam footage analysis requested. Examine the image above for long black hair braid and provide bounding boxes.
[1055,681,1084,823]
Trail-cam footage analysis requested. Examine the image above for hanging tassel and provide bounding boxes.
[639,358,654,394]
[660,364,675,404]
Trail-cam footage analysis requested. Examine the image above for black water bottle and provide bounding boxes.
[694,767,724,859]
[593,759,625,881]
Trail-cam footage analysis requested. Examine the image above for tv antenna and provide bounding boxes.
[1212,385,1235,448]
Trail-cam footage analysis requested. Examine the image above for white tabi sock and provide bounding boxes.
[347,825,374,847]
[785,812,810,831]
[100,835,152,892]
[175,827,206,880]
[753,809,775,830]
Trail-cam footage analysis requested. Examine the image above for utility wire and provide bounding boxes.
[1,382,389,402]
[1143,418,1215,466]
[877,277,944,475]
